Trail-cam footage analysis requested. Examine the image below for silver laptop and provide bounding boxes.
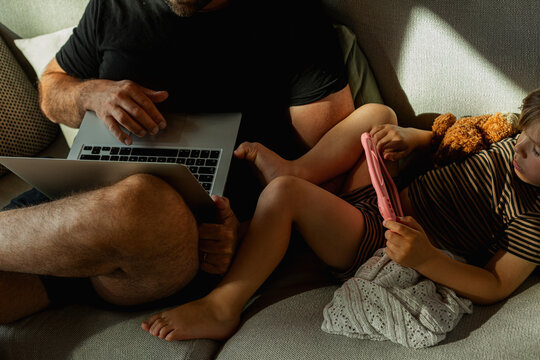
[0,111,241,221]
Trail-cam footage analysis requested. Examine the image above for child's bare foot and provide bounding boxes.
[141,297,240,341]
[234,142,294,185]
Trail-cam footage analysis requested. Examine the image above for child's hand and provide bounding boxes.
[383,216,437,269]
[370,125,421,161]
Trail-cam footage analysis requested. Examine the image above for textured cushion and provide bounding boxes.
[217,275,540,360]
[0,304,220,360]
[0,0,89,39]
[322,0,539,128]
[13,27,79,147]
[0,35,59,176]
[0,22,38,85]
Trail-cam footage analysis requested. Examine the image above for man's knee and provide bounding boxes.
[111,173,197,233]
[89,174,200,305]
[114,173,181,208]
[100,173,198,266]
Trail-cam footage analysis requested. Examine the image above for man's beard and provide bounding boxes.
[163,0,213,17]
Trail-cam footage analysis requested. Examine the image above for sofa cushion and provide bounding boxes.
[334,24,383,107]
[0,23,38,85]
[217,274,540,359]
[0,304,220,360]
[12,27,79,147]
[0,35,59,177]
[14,26,75,80]
[322,0,540,128]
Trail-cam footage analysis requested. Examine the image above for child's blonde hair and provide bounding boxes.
[518,88,540,129]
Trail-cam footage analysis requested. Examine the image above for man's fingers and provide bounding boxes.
[119,96,163,135]
[200,262,225,275]
[199,252,229,275]
[112,107,146,137]
[144,89,169,103]
[103,115,132,145]
[198,223,236,245]
[198,223,222,239]
[199,238,235,255]
[136,87,168,126]
[211,195,237,225]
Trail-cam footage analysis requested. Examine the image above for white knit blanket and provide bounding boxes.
[321,248,473,349]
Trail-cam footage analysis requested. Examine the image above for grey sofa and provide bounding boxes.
[1,0,539,359]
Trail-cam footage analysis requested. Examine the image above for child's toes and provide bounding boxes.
[141,313,162,331]
[149,317,168,336]
[158,324,175,339]
[165,329,183,342]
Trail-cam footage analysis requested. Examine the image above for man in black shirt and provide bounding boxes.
[0,0,354,323]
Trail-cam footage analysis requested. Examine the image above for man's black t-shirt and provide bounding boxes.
[56,0,348,218]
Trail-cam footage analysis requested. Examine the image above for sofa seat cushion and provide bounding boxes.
[216,275,540,359]
[0,304,220,360]
[0,33,59,177]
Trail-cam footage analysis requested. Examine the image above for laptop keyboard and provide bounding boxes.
[78,145,221,192]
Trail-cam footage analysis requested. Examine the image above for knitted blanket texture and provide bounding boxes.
[321,248,473,349]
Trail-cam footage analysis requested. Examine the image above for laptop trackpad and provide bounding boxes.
[129,117,189,146]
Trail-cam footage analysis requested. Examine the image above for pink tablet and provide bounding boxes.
[361,132,404,221]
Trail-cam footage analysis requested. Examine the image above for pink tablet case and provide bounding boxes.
[361,132,404,221]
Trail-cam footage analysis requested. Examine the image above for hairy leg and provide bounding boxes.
[235,103,397,187]
[0,174,199,322]
[142,176,367,341]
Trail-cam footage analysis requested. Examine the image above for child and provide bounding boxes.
[142,90,539,341]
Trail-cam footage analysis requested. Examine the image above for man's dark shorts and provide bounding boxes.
[2,188,221,311]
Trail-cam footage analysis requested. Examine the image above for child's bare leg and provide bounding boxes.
[142,176,367,341]
[235,104,397,185]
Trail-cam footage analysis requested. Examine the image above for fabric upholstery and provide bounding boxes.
[322,0,540,129]
[0,0,88,39]
[0,35,58,176]
[217,276,540,360]
[0,304,220,360]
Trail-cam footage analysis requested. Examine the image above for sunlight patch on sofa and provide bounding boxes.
[396,6,526,115]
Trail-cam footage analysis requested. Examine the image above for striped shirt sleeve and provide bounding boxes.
[503,214,540,264]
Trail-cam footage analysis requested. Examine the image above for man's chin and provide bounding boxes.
[165,0,212,17]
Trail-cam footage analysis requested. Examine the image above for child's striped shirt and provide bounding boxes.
[409,135,540,266]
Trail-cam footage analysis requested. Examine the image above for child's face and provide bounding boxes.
[513,121,540,187]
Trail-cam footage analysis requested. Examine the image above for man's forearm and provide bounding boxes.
[39,72,92,128]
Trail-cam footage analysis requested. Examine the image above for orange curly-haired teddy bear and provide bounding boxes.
[431,112,519,167]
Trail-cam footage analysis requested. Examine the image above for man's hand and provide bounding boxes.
[197,195,240,275]
[82,79,169,145]
[383,216,438,269]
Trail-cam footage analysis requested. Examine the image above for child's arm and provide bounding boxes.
[383,216,537,304]
[370,125,433,161]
